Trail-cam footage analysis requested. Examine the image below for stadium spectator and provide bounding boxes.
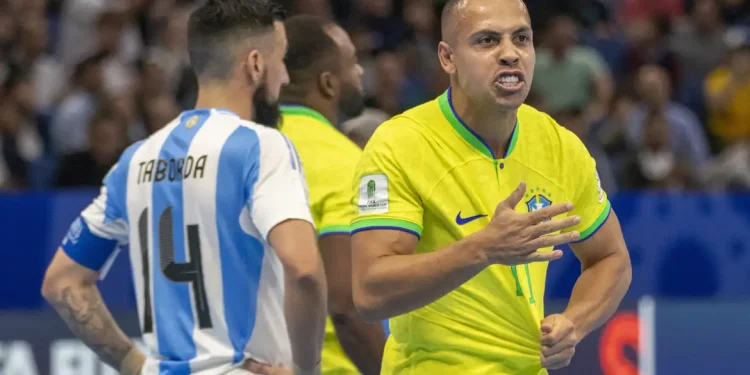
[579,3,629,82]
[50,52,106,155]
[533,14,614,123]
[55,106,127,187]
[624,14,682,88]
[705,26,750,151]
[0,69,44,190]
[626,65,710,167]
[0,0,747,195]
[57,0,142,69]
[671,0,726,83]
[110,88,146,143]
[619,110,698,190]
[141,91,180,135]
[372,51,407,115]
[11,16,66,113]
[341,107,390,148]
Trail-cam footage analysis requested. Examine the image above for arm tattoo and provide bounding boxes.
[49,285,135,370]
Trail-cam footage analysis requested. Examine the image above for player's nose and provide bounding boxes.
[498,40,521,67]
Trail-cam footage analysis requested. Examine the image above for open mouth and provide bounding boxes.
[494,72,525,92]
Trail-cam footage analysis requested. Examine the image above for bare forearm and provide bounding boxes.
[333,315,385,375]
[563,253,631,339]
[46,284,141,372]
[285,270,327,370]
[356,236,486,321]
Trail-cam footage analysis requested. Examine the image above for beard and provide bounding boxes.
[338,81,365,119]
[252,76,281,128]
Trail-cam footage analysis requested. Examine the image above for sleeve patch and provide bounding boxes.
[595,170,604,203]
[358,174,389,214]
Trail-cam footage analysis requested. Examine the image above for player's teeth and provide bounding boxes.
[500,76,519,84]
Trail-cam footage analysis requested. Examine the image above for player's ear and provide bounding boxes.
[245,49,265,88]
[317,71,338,99]
[438,41,456,75]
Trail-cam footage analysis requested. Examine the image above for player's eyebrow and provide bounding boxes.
[513,26,533,35]
[469,26,532,41]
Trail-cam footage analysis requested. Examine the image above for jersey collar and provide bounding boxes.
[280,105,334,128]
[438,88,519,160]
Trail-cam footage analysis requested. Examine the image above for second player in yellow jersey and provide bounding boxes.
[281,15,386,375]
[350,0,632,374]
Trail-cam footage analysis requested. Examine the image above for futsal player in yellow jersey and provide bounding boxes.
[350,1,632,374]
[278,16,386,375]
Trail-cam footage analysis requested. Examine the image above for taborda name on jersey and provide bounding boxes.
[358,174,389,214]
[137,154,208,184]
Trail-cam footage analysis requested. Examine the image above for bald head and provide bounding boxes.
[441,0,530,43]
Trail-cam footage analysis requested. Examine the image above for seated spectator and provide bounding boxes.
[11,16,66,114]
[141,91,180,135]
[626,65,710,166]
[0,70,44,190]
[341,107,391,148]
[705,27,750,151]
[624,14,682,89]
[671,0,726,83]
[50,52,106,155]
[579,3,629,83]
[620,111,698,190]
[55,106,127,188]
[533,14,614,123]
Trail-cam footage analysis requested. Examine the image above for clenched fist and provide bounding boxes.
[540,314,579,370]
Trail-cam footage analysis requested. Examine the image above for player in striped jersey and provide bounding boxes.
[41,1,327,375]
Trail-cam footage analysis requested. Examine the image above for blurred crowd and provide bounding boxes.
[1,0,750,192]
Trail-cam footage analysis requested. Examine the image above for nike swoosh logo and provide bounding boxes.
[455,212,487,225]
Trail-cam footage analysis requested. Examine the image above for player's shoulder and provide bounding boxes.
[516,104,590,159]
[366,99,438,150]
[235,119,289,150]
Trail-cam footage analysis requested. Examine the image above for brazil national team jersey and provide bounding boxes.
[280,105,362,375]
[351,89,611,375]
[60,108,313,375]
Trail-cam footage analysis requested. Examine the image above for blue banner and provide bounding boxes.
[2,191,750,309]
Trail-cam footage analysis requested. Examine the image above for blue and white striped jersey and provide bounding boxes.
[61,108,313,374]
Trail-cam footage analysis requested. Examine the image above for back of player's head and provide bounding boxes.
[282,15,340,95]
[187,0,286,80]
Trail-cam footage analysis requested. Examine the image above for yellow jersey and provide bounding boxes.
[705,66,750,145]
[351,89,611,375]
[280,105,362,375]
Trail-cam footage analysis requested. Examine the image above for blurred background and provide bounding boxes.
[1,0,750,374]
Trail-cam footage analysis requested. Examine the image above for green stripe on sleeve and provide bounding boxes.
[350,218,423,236]
[318,225,351,236]
[577,200,612,241]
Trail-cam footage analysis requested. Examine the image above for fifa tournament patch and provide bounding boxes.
[358,174,388,214]
[595,170,604,203]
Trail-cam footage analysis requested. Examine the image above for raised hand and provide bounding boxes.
[475,181,580,265]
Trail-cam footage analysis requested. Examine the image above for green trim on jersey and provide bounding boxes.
[351,218,423,236]
[578,200,612,241]
[437,89,520,160]
[318,225,351,236]
[280,105,333,128]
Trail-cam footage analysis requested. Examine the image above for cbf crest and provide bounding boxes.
[525,187,552,221]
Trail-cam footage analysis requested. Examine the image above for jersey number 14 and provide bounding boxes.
[137,207,213,333]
